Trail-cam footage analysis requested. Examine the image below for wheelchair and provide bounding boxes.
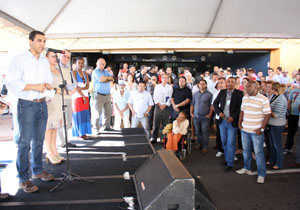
[161,127,192,160]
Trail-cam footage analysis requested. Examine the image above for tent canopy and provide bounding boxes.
[0,0,300,39]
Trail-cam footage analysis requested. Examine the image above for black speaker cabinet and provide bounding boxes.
[133,150,195,210]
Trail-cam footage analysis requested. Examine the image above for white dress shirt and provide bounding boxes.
[6,50,53,100]
[153,83,173,106]
[127,90,154,118]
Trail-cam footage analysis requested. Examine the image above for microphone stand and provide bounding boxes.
[50,53,94,192]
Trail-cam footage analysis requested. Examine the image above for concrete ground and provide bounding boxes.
[1,114,300,210]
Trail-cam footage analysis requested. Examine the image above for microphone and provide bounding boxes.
[45,47,65,54]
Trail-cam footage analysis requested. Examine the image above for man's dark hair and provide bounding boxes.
[179,76,187,82]
[140,65,146,70]
[129,64,135,68]
[277,66,282,71]
[138,80,146,86]
[29,30,45,41]
[199,79,207,85]
[212,72,219,76]
[150,65,156,70]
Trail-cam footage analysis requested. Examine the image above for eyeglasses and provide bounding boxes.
[151,79,157,81]
[63,55,70,59]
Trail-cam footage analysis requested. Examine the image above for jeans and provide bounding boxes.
[131,116,150,138]
[17,99,48,183]
[13,113,20,144]
[296,127,300,164]
[219,120,237,167]
[241,130,266,177]
[194,117,210,149]
[268,125,284,168]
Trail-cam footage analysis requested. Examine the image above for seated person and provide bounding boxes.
[165,111,189,151]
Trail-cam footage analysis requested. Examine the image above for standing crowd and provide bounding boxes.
[1,30,300,196]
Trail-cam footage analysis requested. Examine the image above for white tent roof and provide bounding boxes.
[1,0,300,39]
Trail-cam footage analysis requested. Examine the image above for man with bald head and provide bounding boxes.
[237,80,271,184]
[92,58,114,133]
[57,49,77,148]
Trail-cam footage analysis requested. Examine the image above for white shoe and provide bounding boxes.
[234,156,238,161]
[257,176,265,184]
[215,152,223,157]
[236,168,252,175]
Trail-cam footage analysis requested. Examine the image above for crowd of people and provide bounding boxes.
[1,30,300,195]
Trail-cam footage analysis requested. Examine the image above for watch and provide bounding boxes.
[260,128,264,132]
[175,105,179,108]
[54,88,57,94]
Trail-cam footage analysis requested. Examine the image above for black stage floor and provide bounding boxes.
[0,128,154,210]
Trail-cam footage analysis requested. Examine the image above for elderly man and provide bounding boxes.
[92,58,114,133]
[237,80,271,184]
[113,80,130,130]
[6,30,55,193]
[128,81,153,138]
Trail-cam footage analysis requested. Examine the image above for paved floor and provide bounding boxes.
[1,114,300,210]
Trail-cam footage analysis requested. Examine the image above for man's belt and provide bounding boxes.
[97,93,109,96]
[21,98,46,103]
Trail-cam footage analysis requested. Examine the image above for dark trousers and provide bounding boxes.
[285,114,299,150]
[148,106,154,131]
[152,105,170,141]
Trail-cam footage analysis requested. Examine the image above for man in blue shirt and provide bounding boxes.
[92,58,114,132]
[284,87,300,154]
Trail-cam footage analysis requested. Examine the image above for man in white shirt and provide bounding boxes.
[207,72,219,95]
[6,31,55,193]
[266,68,280,82]
[113,80,130,129]
[128,81,153,138]
[152,74,173,143]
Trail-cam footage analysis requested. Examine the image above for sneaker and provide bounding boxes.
[257,176,265,184]
[236,168,252,175]
[283,149,292,155]
[215,152,223,157]
[19,180,38,193]
[32,171,54,181]
[234,156,238,161]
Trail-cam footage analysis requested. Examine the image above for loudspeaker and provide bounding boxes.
[133,150,195,210]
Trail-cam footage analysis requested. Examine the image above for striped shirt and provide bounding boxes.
[241,92,271,133]
[268,94,287,126]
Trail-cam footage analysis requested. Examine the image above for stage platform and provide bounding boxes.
[0,128,155,210]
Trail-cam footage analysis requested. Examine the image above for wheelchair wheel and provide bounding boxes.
[187,138,192,154]
[179,149,187,160]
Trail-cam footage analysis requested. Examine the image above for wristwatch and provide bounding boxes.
[54,88,57,94]
[175,104,179,108]
[260,128,264,132]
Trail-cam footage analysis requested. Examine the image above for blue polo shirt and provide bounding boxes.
[289,88,300,115]
[92,68,111,95]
